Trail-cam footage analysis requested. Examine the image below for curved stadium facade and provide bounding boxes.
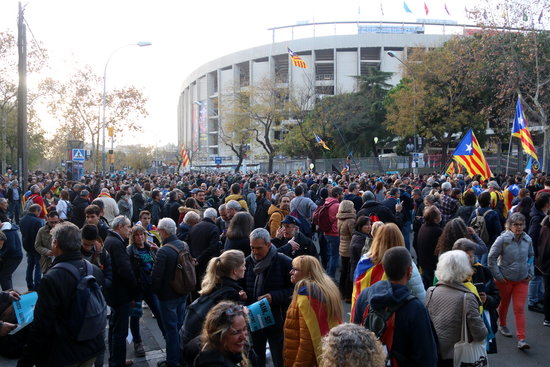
[178,21,457,169]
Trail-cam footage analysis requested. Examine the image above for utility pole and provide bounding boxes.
[17,1,28,186]
[1,111,7,173]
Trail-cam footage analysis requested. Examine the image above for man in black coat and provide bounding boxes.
[254,188,271,229]
[188,208,220,285]
[71,189,91,228]
[103,215,137,367]
[357,198,403,227]
[19,204,43,291]
[243,228,293,367]
[271,215,318,258]
[527,193,550,313]
[131,184,146,223]
[6,180,22,224]
[19,222,105,367]
[152,218,189,367]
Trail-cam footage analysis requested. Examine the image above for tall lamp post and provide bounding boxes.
[101,41,151,175]
[387,51,418,155]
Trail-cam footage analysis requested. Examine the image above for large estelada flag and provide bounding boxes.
[351,256,387,319]
[452,129,492,181]
[512,97,538,161]
[296,285,341,364]
[181,145,190,168]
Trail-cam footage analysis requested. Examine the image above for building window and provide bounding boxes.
[274,55,288,83]
[361,47,381,60]
[315,49,334,61]
[315,63,334,80]
[238,62,250,87]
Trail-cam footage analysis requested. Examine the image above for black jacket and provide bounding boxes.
[194,349,243,367]
[357,200,402,227]
[103,230,137,307]
[6,187,22,203]
[20,213,43,253]
[20,251,105,367]
[71,196,90,229]
[271,231,318,259]
[132,192,146,223]
[344,193,363,213]
[127,242,156,295]
[152,234,188,300]
[189,218,221,276]
[224,237,250,257]
[254,197,271,229]
[528,207,546,258]
[243,251,293,329]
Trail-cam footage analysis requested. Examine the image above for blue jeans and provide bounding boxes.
[324,235,340,279]
[528,275,544,306]
[159,296,187,367]
[108,302,130,367]
[130,291,165,342]
[402,220,412,251]
[25,252,41,290]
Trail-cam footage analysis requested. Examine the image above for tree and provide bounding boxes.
[385,38,487,164]
[230,78,288,172]
[115,145,154,173]
[41,65,148,171]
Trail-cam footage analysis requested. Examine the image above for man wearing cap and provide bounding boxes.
[71,189,91,228]
[271,215,317,259]
[438,182,459,226]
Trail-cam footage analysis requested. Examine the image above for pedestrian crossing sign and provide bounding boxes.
[72,149,86,162]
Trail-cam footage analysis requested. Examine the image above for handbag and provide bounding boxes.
[453,293,488,367]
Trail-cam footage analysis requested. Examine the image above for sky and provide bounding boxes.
[0,0,475,148]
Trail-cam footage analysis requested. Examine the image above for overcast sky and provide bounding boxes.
[0,0,473,147]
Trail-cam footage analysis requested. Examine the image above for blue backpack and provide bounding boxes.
[54,260,107,341]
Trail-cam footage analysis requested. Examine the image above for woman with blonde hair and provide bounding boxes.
[284,255,342,367]
[351,223,425,313]
[181,250,247,365]
[194,301,252,367]
[320,323,385,367]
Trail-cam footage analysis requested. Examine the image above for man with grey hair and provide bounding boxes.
[226,200,242,217]
[188,207,221,290]
[216,203,230,234]
[20,222,106,367]
[26,184,47,220]
[439,181,459,225]
[243,228,293,367]
[104,215,137,367]
[152,217,190,367]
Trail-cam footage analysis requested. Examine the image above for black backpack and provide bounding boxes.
[361,294,415,344]
[54,260,107,341]
[180,287,236,346]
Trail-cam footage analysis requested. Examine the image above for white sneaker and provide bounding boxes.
[518,340,530,350]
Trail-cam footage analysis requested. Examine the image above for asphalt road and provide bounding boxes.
[1,243,549,366]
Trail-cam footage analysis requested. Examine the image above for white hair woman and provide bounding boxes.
[488,212,534,349]
[425,250,487,366]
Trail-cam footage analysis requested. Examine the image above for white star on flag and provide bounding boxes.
[466,143,472,153]
[518,115,525,128]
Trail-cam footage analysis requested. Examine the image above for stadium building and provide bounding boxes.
[178,21,459,169]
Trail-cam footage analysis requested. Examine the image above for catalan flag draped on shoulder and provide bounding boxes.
[452,129,492,182]
[294,285,341,364]
[181,145,190,168]
[512,97,538,161]
[288,47,307,68]
[503,184,520,217]
[351,255,387,319]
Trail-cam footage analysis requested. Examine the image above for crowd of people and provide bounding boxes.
[0,168,549,367]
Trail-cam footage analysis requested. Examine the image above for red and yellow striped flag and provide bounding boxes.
[181,145,190,168]
[512,97,538,161]
[452,129,492,181]
[288,47,307,68]
[296,286,341,364]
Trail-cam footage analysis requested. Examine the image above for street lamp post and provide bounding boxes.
[387,51,418,155]
[101,41,151,175]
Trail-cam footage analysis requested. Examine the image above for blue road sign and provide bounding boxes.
[214,156,222,164]
[72,149,86,162]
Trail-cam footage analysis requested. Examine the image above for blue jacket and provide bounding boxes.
[0,223,23,259]
[20,213,43,254]
[352,281,438,367]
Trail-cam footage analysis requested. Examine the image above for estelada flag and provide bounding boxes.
[503,184,520,218]
[452,129,492,181]
[351,256,387,319]
[512,97,538,161]
[296,285,341,364]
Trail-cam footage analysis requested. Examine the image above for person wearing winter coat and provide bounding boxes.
[283,256,342,367]
[416,206,443,290]
[267,195,290,238]
[243,228,293,367]
[349,216,372,282]
[337,200,355,301]
[488,212,534,349]
[536,215,550,326]
[0,223,23,290]
[271,215,318,259]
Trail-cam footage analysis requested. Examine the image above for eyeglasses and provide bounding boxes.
[223,305,244,316]
[290,268,301,273]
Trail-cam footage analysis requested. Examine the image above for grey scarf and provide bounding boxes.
[252,245,278,299]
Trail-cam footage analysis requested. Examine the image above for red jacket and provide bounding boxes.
[323,197,340,237]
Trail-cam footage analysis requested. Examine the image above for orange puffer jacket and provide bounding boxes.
[283,299,316,367]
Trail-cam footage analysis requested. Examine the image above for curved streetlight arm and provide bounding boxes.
[101,42,151,175]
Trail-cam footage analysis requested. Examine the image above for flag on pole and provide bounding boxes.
[445,3,451,15]
[452,129,493,181]
[404,1,413,14]
[181,145,190,168]
[446,160,456,176]
[512,97,538,161]
[539,10,544,24]
[525,156,534,187]
[314,134,330,150]
[424,2,429,15]
[288,47,307,68]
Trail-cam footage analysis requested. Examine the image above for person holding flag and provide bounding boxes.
[284,255,342,367]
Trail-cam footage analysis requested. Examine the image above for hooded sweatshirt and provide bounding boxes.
[352,280,438,367]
